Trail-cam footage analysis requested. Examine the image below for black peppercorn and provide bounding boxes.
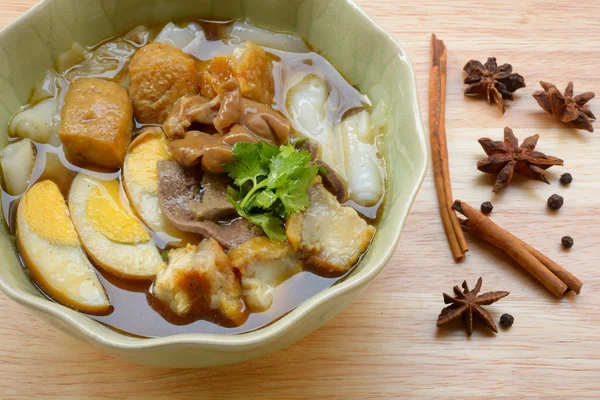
[561,236,574,249]
[500,313,514,328]
[547,194,564,210]
[480,201,494,214]
[560,173,573,185]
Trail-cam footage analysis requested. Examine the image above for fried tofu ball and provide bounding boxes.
[129,42,199,124]
[286,181,376,274]
[229,237,303,312]
[153,239,247,325]
[59,78,132,170]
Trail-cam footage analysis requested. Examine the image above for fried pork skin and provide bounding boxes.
[153,239,247,325]
[286,182,376,274]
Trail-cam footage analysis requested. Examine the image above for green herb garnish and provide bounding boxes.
[224,141,319,240]
[161,251,169,262]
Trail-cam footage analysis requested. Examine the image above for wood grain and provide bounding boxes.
[1,0,600,397]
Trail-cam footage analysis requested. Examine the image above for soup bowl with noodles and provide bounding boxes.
[0,0,426,367]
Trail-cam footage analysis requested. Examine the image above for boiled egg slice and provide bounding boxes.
[69,173,163,280]
[122,128,197,246]
[16,180,110,314]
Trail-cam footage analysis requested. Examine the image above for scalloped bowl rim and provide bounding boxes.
[0,0,428,353]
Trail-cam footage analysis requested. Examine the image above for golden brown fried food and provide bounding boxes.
[198,42,274,104]
[129,42,198,124]
[229,237,302,312]
[198,56,233,99]
[231,42,274,104]
[286,181,376,275]
[59,78,132,169]
[153,239,247,325]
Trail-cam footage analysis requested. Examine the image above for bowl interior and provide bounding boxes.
[0,0,426,346]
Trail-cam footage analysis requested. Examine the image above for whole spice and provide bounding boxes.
[547,194,564,210]
[533,81,595,132]
[560,173,573,185]
[477,127,564,192]
[463,57,526,114]
[500,313,514,328]
[437,277,509,335]
[562,236,574,249]
[430,34,468,260]
[453,200,583,297]
[480,201,494,214]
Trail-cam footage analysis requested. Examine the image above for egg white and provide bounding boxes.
[69,173,164,280]
[122,129,197,246]
[16,181,109,314]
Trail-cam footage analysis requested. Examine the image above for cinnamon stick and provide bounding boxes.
[453,200,582,298]
[518,240,582,294]
[430,34,467,260]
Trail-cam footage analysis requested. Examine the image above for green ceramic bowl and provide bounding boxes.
[0,0,427,367]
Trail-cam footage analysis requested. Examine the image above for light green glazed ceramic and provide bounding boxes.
[0,0,427,367]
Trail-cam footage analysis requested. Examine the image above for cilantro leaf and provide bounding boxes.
[257,141,280,163]
[223,141,278,187]
[226,141,317,240]
[255,189,277,209]
[227,193,287,241]
[243,212,287,241]
[266,145,312,188]
[227,185,241,201]
[276,164,319,216]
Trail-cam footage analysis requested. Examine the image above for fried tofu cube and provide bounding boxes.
[286,182,376,274]
[129,42,199,124]
[198,56,233,99]
[231,42,274,104]
[229,237,303,312]
[153,239,247,325]
[198,42,274,104]
[59,78,133,170]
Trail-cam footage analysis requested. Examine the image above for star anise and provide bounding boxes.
[533,81,596,132]
[463,57,526,114]
[477,127,564,193]
[437,277,509,336]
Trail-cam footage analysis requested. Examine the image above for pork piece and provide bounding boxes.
[213,80,242,133]
[157,160,260,248]
[153,239,247,325]
[286,180,376,274]
[298,140,348,203]
[168,130,258,174]
[189,173,235,220]
[59,78,132,170]
[214,80,289,143]
[238,98,290,144]
[229,237,303,312]
[165,81,290,145]
[199,42,274,104]
[129,42,198,124]
[163,95,219,138]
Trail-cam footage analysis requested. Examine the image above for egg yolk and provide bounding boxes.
[22,180,79,247]
[86,179,151,245]
[126,133,170,193]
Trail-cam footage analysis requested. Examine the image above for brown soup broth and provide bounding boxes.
[3,19,385,337]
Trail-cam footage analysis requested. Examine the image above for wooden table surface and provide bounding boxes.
[2,0,600,398]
